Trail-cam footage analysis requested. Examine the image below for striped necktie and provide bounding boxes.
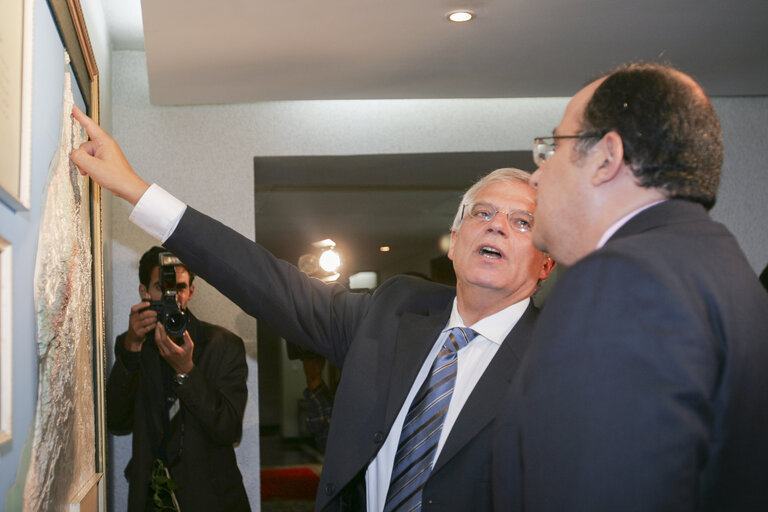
[384,326,478,512]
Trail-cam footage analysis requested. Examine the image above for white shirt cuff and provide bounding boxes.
[128,183,186,242]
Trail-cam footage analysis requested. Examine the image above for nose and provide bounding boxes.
[486,212,509,236]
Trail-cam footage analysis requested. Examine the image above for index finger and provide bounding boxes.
[131,300,150,312]
[72,105,103,140]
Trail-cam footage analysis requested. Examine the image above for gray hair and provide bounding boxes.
[450,168,532,231]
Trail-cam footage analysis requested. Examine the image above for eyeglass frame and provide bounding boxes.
[532,134,604,167]
[460,202,535,233]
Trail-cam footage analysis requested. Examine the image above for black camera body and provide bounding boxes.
[146,252,188,342]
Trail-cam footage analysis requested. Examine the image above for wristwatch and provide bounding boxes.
[173,372,189,386]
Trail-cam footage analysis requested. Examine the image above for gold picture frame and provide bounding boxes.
[0,237,12,445]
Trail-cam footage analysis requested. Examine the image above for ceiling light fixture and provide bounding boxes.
[446,10,474,23]
[379,246,391,252]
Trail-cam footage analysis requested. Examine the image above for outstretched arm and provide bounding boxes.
[70,105,150,205]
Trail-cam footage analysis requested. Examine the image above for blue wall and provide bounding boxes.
[0,0,86,505]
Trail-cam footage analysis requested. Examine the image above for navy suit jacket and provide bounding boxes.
[493,199,768,511]
[165,207,540,511]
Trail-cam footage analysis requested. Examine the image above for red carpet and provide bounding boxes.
[261,466,320,501]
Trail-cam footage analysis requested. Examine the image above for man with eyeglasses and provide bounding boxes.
[494,62,768,511]
[68,110,554,512]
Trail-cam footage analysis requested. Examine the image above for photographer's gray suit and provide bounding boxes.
[493,199,768,511]
[165,207,539,512]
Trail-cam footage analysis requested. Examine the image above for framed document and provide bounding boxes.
[0,0,33,210]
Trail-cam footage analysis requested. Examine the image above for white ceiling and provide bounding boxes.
[98,0,768,280]
[101,0,768,106]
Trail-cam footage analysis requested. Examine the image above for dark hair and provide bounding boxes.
[138,246,195,287]
[577,62,723,210]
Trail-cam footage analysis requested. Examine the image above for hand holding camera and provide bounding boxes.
[154,322,195,375]
[127,250,195,373]
[125,301,158,352]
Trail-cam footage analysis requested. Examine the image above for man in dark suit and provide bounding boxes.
[493,63,768,511]
[70,111,555,512]
[107,246,250,511]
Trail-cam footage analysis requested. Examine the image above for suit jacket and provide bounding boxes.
[107,310,250,511]
[165,206,540,511]
[493,199,768,511]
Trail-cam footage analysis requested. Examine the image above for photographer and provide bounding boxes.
[107,246,250,511]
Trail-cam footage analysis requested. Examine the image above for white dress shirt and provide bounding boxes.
[365,298,529,512]
[129,183,186,242]
[596,199,667,249]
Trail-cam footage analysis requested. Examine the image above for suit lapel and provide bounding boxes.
[384,307,452,429]
[432,303,539,473]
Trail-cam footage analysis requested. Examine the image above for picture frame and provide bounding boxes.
[0,238,12,445]
[47,0,97,114]
[0,0,34,211]
[46,0,106,505]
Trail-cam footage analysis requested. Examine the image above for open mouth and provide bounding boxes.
[478,246,502,259]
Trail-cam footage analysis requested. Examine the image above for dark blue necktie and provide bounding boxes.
[384,326,478,512]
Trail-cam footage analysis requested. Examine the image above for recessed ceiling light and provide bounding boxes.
[379,246,391,252]
[447,10,474,23]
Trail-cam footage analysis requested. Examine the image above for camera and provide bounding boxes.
[145,251,188,342]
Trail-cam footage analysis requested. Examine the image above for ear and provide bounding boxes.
[591,131,625,186]
[447,230,457,261]
[139,284,150,300]
[188,283,195,300]
[538,254,556,281]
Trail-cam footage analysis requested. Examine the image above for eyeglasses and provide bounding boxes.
[533,134,602,167]
[461,202,534,232]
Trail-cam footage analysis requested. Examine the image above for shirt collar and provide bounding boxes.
[444,296,531,346]
[596,199,667,249]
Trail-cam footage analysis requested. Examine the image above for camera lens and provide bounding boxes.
[165,310,187,338]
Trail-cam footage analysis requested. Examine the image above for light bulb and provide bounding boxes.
[319,248,341,272]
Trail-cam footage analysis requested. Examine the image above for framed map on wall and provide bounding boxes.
[21,0,106,510]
